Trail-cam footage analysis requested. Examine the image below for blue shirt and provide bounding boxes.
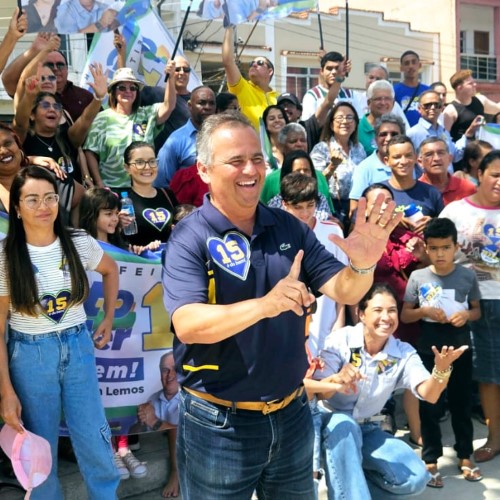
[54,0,107,33]
[349,152,390,200]
[156,119,198,188]
[162,196,345,401]
[381,180,444,217]
[316,323,430,419]
[407,117,467,163]
[393,82,430,127]
[349,152,423,200]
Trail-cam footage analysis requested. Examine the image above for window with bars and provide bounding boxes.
[286,67,320,101]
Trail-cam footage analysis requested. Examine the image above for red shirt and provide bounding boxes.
[419,172,476,206]
[169,164,208,207]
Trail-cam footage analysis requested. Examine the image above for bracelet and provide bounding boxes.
[83,174,93,180]
[348,259,376,275]
[93,94,105,101]
[432,365,452,384]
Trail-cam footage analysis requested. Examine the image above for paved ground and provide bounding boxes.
[1,398,499,499]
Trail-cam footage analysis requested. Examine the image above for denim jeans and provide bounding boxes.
[8,324,119,500]
[177,388,315,499]
[323,413,429,500]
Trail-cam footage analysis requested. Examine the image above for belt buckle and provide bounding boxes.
[262,398,281,415]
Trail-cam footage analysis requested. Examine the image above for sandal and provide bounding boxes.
[474,446,500,463]
[459,465,483,482]
[427,472,444,488]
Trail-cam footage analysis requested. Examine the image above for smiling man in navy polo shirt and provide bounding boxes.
[162,113,402,499]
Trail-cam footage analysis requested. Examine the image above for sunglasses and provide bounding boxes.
[38,101,63,112]
[40,75,57,83]
[44,62,67,71]
[250,60,268,68]
[116,84,139,92]
[421,102,442,110]
[175,67,191,73]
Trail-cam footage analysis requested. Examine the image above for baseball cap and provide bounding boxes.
[0,424,52,498]
[277,93,302,110]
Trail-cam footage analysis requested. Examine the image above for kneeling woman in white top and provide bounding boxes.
[312,283,467,500]
[0,166,119,500]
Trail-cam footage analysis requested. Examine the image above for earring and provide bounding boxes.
[17,213,21,219]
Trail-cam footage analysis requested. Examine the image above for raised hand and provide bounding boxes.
[432,344,468,371]
[329,193,403,269]
[88,63,107,99]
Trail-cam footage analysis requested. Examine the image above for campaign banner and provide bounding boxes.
[83,242,174,436]
[22,0,134,34]
[80,0,202,93]
[182,0,315,25]
[478,123,500,149]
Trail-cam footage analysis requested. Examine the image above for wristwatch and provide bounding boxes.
[95,21,103,31]
[152,419,162,431]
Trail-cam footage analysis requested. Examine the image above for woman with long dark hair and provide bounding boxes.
[0,166,119,499]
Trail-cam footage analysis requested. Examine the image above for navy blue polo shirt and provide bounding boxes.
[162,196,345,401]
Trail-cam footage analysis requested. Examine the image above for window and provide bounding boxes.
[460,31,466,54]
[286,67,320,101]
[474,31,489,55]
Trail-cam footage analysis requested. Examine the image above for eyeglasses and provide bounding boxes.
[333,115,355,123]
[38,101,63,112]
[378,131,399,138]
[20,193,59,210]
[44,62,67,71]
[116,84,139,92]
[40,75,57,83]
[421,102,442,110]
[127,159,158,169]
[175,67,191,73]
[250,60,268,68]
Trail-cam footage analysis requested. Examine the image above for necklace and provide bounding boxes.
[35,134,55,152]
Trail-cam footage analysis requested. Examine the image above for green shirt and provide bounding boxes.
[261,169,335,214]
[84,104,161,188]
[358,115,376,157]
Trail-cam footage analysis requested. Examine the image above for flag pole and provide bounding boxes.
[317,4,324,50]
[345,0,349,61]
[164,0,194,82]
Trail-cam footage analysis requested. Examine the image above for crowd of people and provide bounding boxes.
[0,5,500,500]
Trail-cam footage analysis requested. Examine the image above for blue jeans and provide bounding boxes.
[177,388,315,499]
[8,324,119,500]
[323,413,429,500]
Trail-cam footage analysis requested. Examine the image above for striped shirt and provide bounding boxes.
[0,232,103,334]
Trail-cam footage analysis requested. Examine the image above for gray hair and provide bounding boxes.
[277,122,307,145]
[367,80,395,100]
[196,112,254,166]
[366,64,389,79]
[374,113,406,135]
[418,136,449,155]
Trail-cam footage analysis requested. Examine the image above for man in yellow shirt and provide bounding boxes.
[222,26,277,130]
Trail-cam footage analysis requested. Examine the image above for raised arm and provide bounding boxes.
[319,195,403,304]
[156,60,176,124]
[67,64,107,148]
[13,74,40,143]
[113,31,127,69]
[2,31,56,97]
[0,9,27,77]
[222,26,242,87]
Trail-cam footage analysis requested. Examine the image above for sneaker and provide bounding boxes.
[128,435,141,451]
[114,452,130,480]
[121,450,148,479]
